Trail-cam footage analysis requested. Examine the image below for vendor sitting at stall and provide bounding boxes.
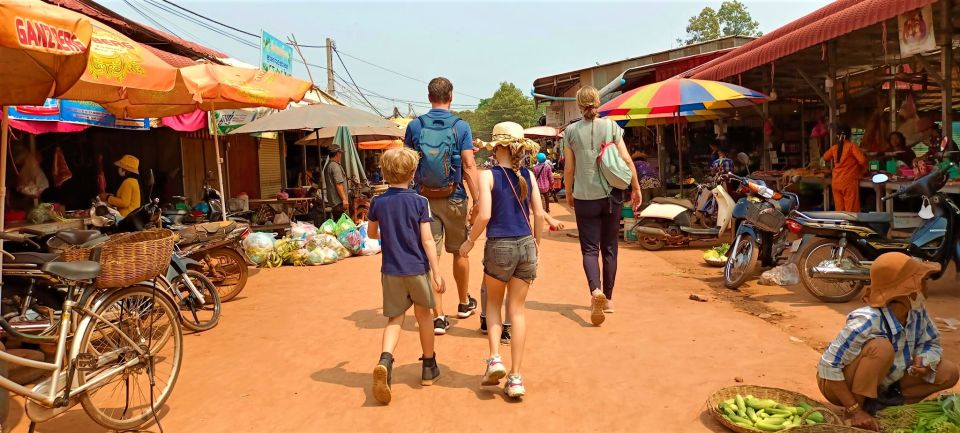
[889,131,916,166]
[817,252,959,431]
[99,155,141,217]
[822,125,867,212]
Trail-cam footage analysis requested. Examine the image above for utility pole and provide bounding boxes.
[326,38,336,98]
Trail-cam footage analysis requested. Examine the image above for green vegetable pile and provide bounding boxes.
[704,243,731,262]
[718,394,826,431]
[878,394,960,433]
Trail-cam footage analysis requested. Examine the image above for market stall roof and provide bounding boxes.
[682,0,941,81]
[295,125,403,144]
[142,44,198,68]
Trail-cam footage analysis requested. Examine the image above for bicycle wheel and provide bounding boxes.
[78,285,183,431]
[172,270,221,332]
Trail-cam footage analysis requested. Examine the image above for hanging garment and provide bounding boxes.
[52,147,72,187]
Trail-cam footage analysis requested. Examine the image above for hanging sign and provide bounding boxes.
[898,6,936,57]
[260,30,293,76]
[7,99,149,130]
[211,109,258,135]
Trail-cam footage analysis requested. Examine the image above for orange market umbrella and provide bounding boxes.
[0,0,92,105]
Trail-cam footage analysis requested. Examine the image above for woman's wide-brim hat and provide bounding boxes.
[476,122,540,154]
[114,154,140,174]
[862,252,940,307]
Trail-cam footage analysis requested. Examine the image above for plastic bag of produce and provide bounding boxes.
[287,248,310,266]
[335,213,357,236]
[760,263,800,286]
[245,247,274,266]
[290,221,317,241]
[357,221,369,240]
[243,232,277,250]
[361,238,381,256]
[319,218,337,235]
[338,228,363,256]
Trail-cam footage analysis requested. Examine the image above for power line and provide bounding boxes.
[123,0,178,36]
[336,50,482,100]
[157,0,260,39]
[333,49,385,116]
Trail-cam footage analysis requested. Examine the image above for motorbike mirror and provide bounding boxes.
[872,173,890,184]
[791,175,801,183]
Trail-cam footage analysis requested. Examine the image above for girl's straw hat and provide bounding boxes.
[477,122,540,153]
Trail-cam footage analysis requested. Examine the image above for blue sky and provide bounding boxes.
[102,1,831,114]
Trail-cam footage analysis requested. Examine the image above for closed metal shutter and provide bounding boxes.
[258,138,282,198]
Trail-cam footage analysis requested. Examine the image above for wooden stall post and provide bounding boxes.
[656,124,666,186]
[941,0,954,142]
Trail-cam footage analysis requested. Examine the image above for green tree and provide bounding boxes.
[681,1,761,45]
[453,82,543,140]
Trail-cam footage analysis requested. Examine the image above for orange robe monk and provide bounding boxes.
[822,140,867,212]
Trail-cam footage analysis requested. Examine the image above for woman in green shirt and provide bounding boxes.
[563,86,641,326]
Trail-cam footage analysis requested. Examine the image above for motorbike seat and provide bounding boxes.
[41,261,101,281]
[802,211,892,223]
[680,226,720,236]
[651,197,695,210]
[11,252,59,265]
[56,230,104,245]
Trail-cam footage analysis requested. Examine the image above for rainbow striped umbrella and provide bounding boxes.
[599,78,767,117]
[605,110,727,128]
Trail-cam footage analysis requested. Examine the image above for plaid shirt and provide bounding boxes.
[818,306,942,387]
[712,157,734,174]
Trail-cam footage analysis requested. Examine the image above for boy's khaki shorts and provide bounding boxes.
[381,273,435,318]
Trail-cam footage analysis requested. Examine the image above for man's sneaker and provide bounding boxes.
[420,354,440,386]
[504,374,525,398]
[500,324,511,345]
[433,316,450,335]
[590,290,607,326]
[480,315,488,335]
[457,295,478,318]
[481,355,507,386]
[372,353,394,404]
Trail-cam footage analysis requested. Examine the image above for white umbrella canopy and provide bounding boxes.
[229,103,395,135]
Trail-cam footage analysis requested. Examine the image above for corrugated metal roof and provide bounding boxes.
[46,0,227,59]
[142,44,198,68]
[686,0,940,80]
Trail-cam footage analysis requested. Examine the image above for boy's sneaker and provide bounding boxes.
[420,354,440,386]
[372,353,394,404]
[433,316,450,335]
[457,295,478,318]
[481,355,507,386]
[480,315,488,335]
[500,324,511,345]
[504,374,525,398]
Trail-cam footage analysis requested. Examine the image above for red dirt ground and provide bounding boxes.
[8,205,959,433]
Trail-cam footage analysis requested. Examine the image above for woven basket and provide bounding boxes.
[64,229,174,289]
[790,426,872,433]
[707,385,842,433]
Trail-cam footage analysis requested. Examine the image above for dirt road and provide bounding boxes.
[10,206,959,432]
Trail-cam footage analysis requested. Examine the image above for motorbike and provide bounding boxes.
[194,176,254,223]
[788,162,960,303]
[172,220,252,302]
[723,174,801,289]
[632,174,736,250]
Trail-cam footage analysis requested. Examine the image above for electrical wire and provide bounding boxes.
[336,49,482,100]
[157,0,260,39]
[122,0,178,36]
[334,49,385,116]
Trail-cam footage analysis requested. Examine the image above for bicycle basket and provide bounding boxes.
[64,229,175,288]
[745,202,785,233]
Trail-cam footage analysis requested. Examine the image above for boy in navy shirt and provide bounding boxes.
[367,147,445,405]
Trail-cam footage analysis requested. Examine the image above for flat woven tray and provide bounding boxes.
[706,385,842,433]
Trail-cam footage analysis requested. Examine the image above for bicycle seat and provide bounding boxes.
[803,212,892,223]
[55,230,104,245]
[11,252,59,265]
[651,197,695,210]
[41,261,101,281]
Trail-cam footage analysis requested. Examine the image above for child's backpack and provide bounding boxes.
[414,114,462,198]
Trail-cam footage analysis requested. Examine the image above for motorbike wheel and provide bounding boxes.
[171,270,221,332]
[724,233,758,289]
[635,221,667,251]
[200,248,249,302]
[797,238,866,303]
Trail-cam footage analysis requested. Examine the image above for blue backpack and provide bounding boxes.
[414,114,462,198]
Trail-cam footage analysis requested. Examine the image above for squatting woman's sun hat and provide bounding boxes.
[114,154,140,174]
[863,252,940,307]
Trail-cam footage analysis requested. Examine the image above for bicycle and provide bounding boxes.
[0,257,183,430]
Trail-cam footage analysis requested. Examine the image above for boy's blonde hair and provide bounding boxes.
[381,147,420,184]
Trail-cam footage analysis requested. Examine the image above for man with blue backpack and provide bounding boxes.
[405,77,481,335]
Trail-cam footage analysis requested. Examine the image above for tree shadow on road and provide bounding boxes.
[525,301,592,327]
[311,361,494,406]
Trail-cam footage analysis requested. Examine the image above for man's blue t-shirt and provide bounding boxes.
[404,108,474,200]
[367,188,433,276]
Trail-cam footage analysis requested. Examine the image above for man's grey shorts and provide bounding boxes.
[483,236,538,283]
[428,197,469,254]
